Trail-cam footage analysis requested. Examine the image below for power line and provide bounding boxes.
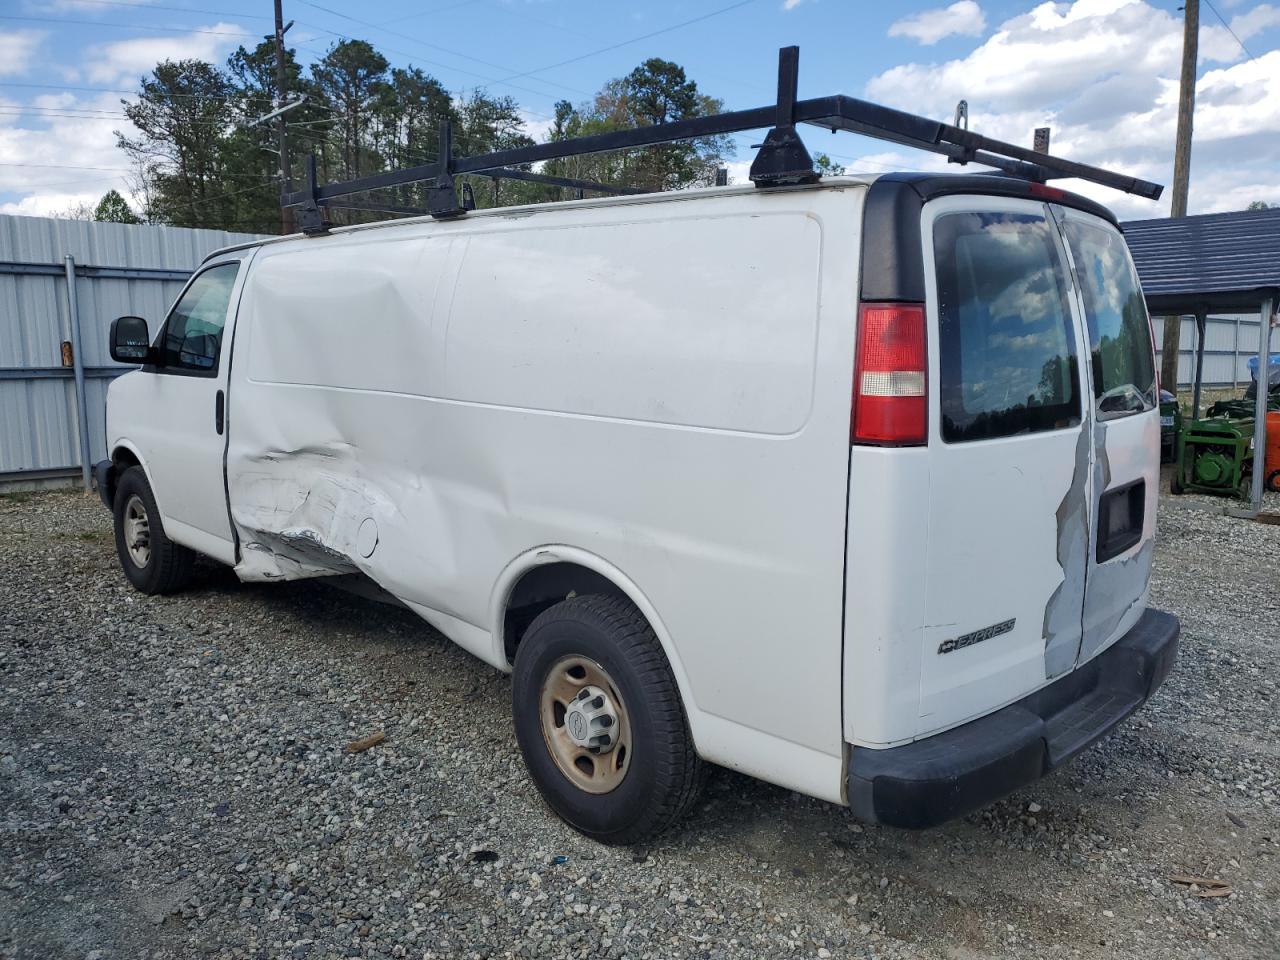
[0,161,133,172]
[1202,0,1259,62]
[294,0,584,98]
[29,0,271,20]
[0,81,248,103]
[290,19,567,114]
[0,162,282,189]
[0,14,252,38]
[379,0,486,27]
[475,0,760,89]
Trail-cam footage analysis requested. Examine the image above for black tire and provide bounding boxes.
[512,594,702,845]
[1267,470,1280,494]
[1170,472,1184,495]
[112,465,195,595]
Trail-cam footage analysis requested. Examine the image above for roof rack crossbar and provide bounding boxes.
[475,167,648,196]
[283,45,1162,232]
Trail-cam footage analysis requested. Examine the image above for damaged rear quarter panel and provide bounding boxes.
[1078,413,1158,664]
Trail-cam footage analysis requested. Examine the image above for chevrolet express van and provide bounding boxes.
[97,173,1179,843]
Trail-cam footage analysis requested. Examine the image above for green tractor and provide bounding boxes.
[1171,413,1255,498]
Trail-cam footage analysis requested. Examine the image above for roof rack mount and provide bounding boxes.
[282,46,1164,235]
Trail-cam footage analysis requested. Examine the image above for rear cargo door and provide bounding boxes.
[1053,206,1160,665]
[917,196,1092,735]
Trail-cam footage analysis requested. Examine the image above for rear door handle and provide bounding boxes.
[215,389,225,435]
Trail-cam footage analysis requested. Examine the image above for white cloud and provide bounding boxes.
[85,22,250,85]
[0,30,47,76]
[723,159,752,184]
[1230,2,1280,39]
[889,1,987,45]
[0,191,100,217]
[782,0,807,10]
[0,90,138,215]
[519,109,555,143]
[863,0,1280,217]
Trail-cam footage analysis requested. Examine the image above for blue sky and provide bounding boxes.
[2,0,1279,220]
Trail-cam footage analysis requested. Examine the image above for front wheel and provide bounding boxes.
[112,466,195,595]
[512,594,702,845]
[1267,470,1280,494]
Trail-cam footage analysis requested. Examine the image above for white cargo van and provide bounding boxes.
[97,171,1179,843]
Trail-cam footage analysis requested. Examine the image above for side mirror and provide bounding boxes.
[109,315,153,364]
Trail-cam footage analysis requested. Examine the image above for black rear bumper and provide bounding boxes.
[847,608,1179,828]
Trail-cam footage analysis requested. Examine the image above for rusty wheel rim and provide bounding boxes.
[539,655,632,795]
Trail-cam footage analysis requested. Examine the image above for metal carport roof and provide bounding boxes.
[1122,205,1280,315]
[1121,206,1280,514]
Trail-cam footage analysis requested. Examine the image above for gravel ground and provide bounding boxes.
[1,489,1277,960]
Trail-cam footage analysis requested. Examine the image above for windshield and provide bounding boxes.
[1060,219,1157,416]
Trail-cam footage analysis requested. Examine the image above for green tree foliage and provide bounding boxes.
[1247,200,1273,210]
[813,153,845,176]
[312,40,389,182]
[115,42,730,232]
[545,59,730,192]
[93,189,141,223]
[117,59,235,228]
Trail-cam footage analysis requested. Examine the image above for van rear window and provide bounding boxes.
[933,212,1081,443]
[1061,219,1157,416]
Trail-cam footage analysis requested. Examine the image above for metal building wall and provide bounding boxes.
[0,215,268,488]
[1153,314,1280,390]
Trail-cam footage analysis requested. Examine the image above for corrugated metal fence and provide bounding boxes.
[0,215,267,489]
[1154,314,1280,389]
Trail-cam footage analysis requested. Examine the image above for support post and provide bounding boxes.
[273,0,294,235]
[748,46,816,186]
[1161,0,1199,396]
[1192,310,1206,418]
[1249,295,1273,510]
[63,256,92,492]
[428,121,466,218]
[297,154,329,235]
[1232,316,1240,390]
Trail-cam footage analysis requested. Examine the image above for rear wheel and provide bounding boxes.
[112,466,195,595]
[512,594,702,845]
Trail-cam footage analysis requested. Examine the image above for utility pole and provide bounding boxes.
[273,0,294,235]
[1161,0,1198,393]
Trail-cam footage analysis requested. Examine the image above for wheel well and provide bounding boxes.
[105,447,141,505]
[503,562,629,662]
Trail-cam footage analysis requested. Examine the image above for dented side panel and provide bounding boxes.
[222,189,862,788]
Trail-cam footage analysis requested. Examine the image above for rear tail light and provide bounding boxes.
[852,303,927,445]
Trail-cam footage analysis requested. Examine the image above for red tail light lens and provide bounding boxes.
[852,303,927,445]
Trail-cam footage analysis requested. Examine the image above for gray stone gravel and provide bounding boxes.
[1,488,1277,960]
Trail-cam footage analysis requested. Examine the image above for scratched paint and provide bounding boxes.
[1042,424,1090,680]
[1079,419,1154,661]
[230,443,388,583]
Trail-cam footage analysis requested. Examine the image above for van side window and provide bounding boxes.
[159,263,239,374]
[934,212,1081,443]
[1060,220,1157,416]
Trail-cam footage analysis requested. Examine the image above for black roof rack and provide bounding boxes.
[282,46,1163,236]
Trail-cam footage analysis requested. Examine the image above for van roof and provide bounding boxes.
[207,171,1116,264]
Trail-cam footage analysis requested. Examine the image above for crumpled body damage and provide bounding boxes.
[230,442,384,583]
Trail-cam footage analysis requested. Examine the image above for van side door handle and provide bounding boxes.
[215,389,225,435]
